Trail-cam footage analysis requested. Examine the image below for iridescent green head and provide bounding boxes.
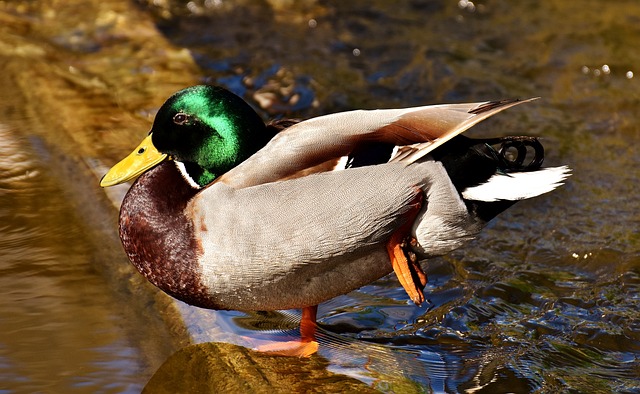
[151,85,269,186]
[100,85,270,188]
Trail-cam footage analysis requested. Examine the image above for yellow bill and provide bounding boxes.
[100,134,168,187]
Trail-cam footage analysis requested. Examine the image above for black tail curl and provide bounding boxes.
[430,134,549,222]
[430,134,547,195]
[481,136,544,173]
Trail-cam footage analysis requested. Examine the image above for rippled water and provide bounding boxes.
[0,126,149,392]
[136,1,640,392]
[1,0,638,392]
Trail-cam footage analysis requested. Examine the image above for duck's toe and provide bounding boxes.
[387,189,427,305]
[254,339,319,358]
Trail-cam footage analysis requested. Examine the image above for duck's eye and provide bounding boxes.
[173,113,189,125]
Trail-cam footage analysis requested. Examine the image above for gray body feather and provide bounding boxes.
[190,160,482,310]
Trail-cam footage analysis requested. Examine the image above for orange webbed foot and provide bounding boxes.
[386,189,427,305]
[256,339,319,357]
[254,305,319,357]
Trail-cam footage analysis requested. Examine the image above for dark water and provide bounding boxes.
[0,0,638,392]
[137,1,640,392]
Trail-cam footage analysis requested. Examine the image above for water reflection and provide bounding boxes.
[0,126,148,392]
[218,262,638,391]
[2,0,638,391]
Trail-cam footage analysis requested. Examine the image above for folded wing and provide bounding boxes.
[215,99,537,189]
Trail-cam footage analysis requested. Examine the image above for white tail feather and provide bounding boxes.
[461,166,571,202]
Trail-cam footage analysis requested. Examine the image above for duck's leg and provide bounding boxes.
[406,240,428,289]
[386,189,427,305]
[255,305,319,357]
[300,304,318,341]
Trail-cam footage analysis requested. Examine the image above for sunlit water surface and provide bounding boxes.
[0,0,638,392]
[0,126,148,392]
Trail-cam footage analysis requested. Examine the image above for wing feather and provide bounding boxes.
[215,98,537,189]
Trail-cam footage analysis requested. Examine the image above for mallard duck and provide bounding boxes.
[101,85,569,356]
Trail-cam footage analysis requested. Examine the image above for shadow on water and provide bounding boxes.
[133,1,640,392]
[0,0,638,392]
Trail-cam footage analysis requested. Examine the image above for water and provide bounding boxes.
[0,126,148,392]
[1,0,639,392]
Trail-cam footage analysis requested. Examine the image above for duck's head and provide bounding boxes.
[100,85,268,188]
